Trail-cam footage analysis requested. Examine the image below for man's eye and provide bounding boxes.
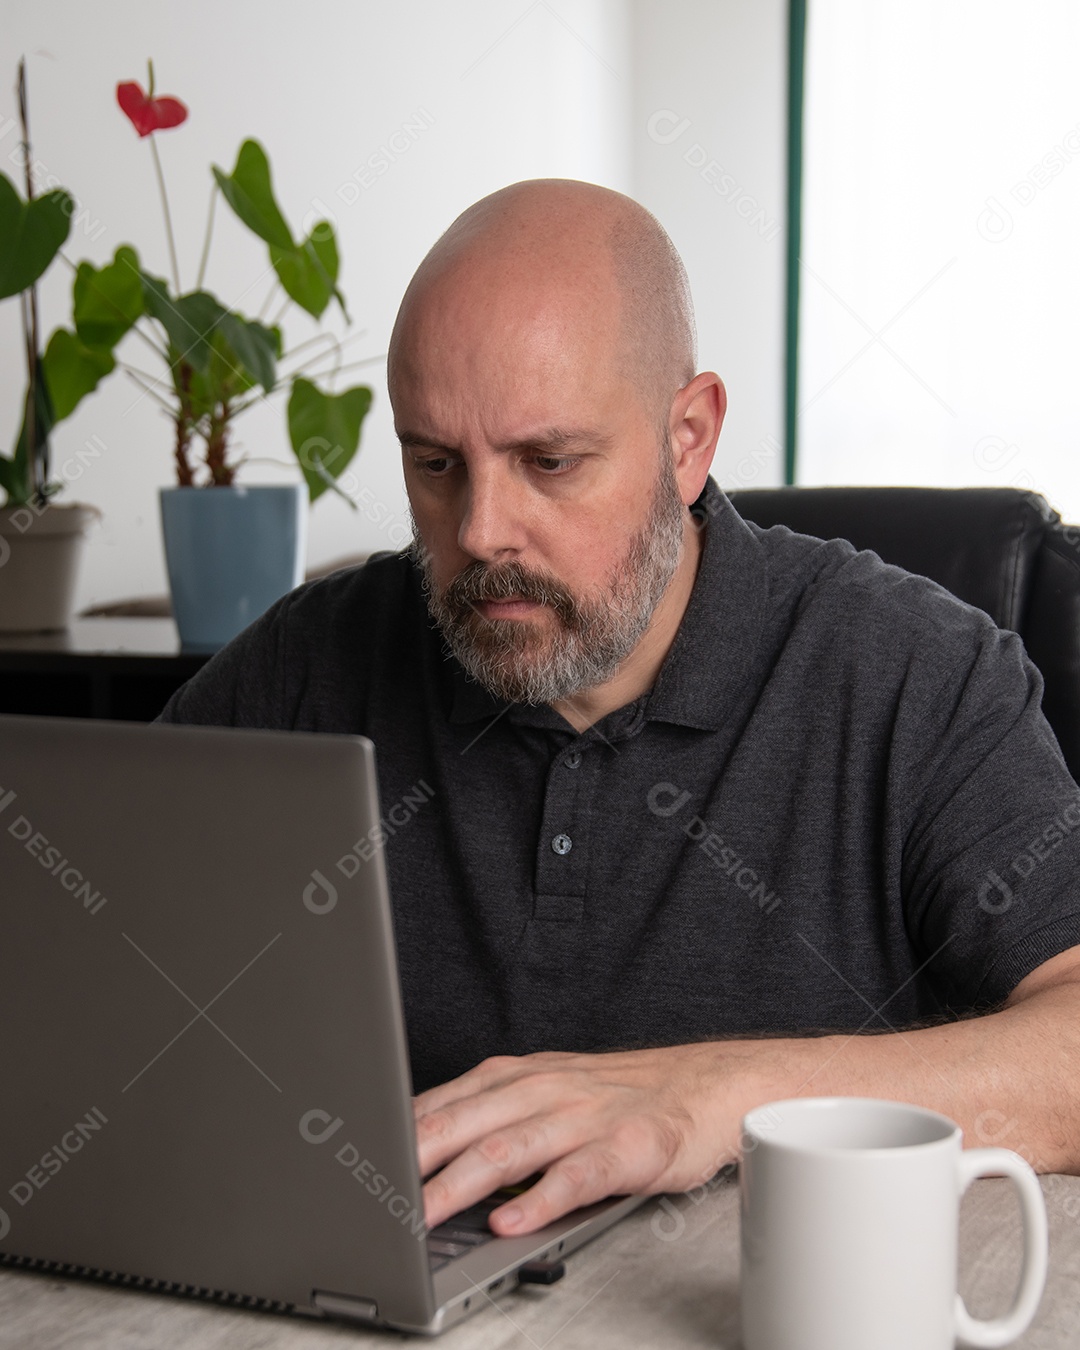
[533,455,577,474]
[416,456,455,476]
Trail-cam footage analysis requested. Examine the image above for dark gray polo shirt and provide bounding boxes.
[159,480,1080,1093]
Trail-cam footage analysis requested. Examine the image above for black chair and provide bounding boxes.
[727,487,1080,782]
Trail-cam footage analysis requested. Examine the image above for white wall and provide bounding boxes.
[0,1,787,610]
[631,0,788,493]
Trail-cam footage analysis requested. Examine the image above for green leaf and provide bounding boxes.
[212,139,293,250]
[287,377,372,502]
[141,275,226,372]
[73,245,145,349]
[0,173,73,300]
[216,312,279,393]
[41,329,117,421]
[271,222,343,319]
[0,453,23,502]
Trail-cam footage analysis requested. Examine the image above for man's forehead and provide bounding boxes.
[406,262,618,342]
[391,282,627,411]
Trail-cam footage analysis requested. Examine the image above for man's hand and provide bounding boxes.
[414,1044,760,1235]
[415,952,1080,1237]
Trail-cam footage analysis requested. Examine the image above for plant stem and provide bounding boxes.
[232,455,295,470]
[195,182,217,291]
[278,328,375,368]
[301,356,384,378]
[120,367,175,412]
[285,346,383,375]
[278,330,337,361]
[203,399,235,486]
[227,393,278,418]
[257,279,281,322]
[17,57,47,502]
[149,134,181,295]
[123,317,172,362]
[18,290,36,494]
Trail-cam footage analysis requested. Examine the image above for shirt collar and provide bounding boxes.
[446,477,768,733]
[643,477,768,731]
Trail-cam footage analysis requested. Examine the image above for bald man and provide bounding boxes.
[161,179,1080,1238]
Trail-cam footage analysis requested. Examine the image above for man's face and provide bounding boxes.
[392,265,688,705]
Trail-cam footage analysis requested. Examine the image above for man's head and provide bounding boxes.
[388,179,725,707]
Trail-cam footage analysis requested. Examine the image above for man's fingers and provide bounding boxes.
[414,1046,719,1235]
[422,1108,681,1233]
[487,1142,629,1234]
[422,1114,564,1229]
[415,1062,578,1177]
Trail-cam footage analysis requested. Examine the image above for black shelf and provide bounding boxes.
[0,620,210,721]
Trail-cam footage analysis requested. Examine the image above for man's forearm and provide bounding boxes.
[703,979,1080,1179]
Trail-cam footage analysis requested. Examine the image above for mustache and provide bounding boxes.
[440,560,579,625]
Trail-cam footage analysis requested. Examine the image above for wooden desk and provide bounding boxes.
[1,1174,1078,1348]
[0,619,209,721]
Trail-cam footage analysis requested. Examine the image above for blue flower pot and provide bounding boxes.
[160,484,306,651]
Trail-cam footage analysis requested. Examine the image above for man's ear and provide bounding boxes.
[669,372,727,505]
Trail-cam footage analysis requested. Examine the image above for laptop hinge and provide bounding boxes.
[312,1290,379,1325]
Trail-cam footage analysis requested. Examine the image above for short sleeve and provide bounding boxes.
[898,618,1080,1007]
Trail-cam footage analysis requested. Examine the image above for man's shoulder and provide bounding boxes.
[157,550,433,730]
[273,549,429,646]
[666,490,1016,731]
[743,515,1003,653]
[287,548,422,613]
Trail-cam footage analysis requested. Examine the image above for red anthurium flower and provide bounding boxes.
[116,81,188,138]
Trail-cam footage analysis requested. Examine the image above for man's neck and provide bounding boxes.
[552,517,705,733]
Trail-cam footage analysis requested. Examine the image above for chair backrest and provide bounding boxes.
[727,486,1080,782]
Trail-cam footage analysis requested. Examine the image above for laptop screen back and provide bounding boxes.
[0,716,435,1328]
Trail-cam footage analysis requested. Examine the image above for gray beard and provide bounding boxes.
[412,453,687,706]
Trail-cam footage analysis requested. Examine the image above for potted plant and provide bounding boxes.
[1,60,374,644]
[0,61,112,633]
[98,63,375,649]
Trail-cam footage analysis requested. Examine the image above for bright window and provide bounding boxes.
[797,1,1080,520]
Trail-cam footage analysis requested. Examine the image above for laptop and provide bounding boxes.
[0,714,642,1334]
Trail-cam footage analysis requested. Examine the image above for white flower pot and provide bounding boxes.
[0,502,98,633]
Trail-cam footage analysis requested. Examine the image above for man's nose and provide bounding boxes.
[457,468,527,562]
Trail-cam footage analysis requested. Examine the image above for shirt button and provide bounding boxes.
[551,833,573,856]
[565,752,582,769]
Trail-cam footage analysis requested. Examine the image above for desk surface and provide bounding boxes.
[0,618,193,662]
[1,1174,1078,1349]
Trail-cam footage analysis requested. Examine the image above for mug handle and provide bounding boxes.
[953,1147,1049,1348]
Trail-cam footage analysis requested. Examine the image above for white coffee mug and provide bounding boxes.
[740,1097,1048,1350]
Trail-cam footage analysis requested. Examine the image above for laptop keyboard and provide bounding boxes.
[426,1192,508,1272]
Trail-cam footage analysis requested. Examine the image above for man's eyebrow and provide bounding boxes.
[504,427,613,453]
[398,433,458,453]
[397,428,613,453]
